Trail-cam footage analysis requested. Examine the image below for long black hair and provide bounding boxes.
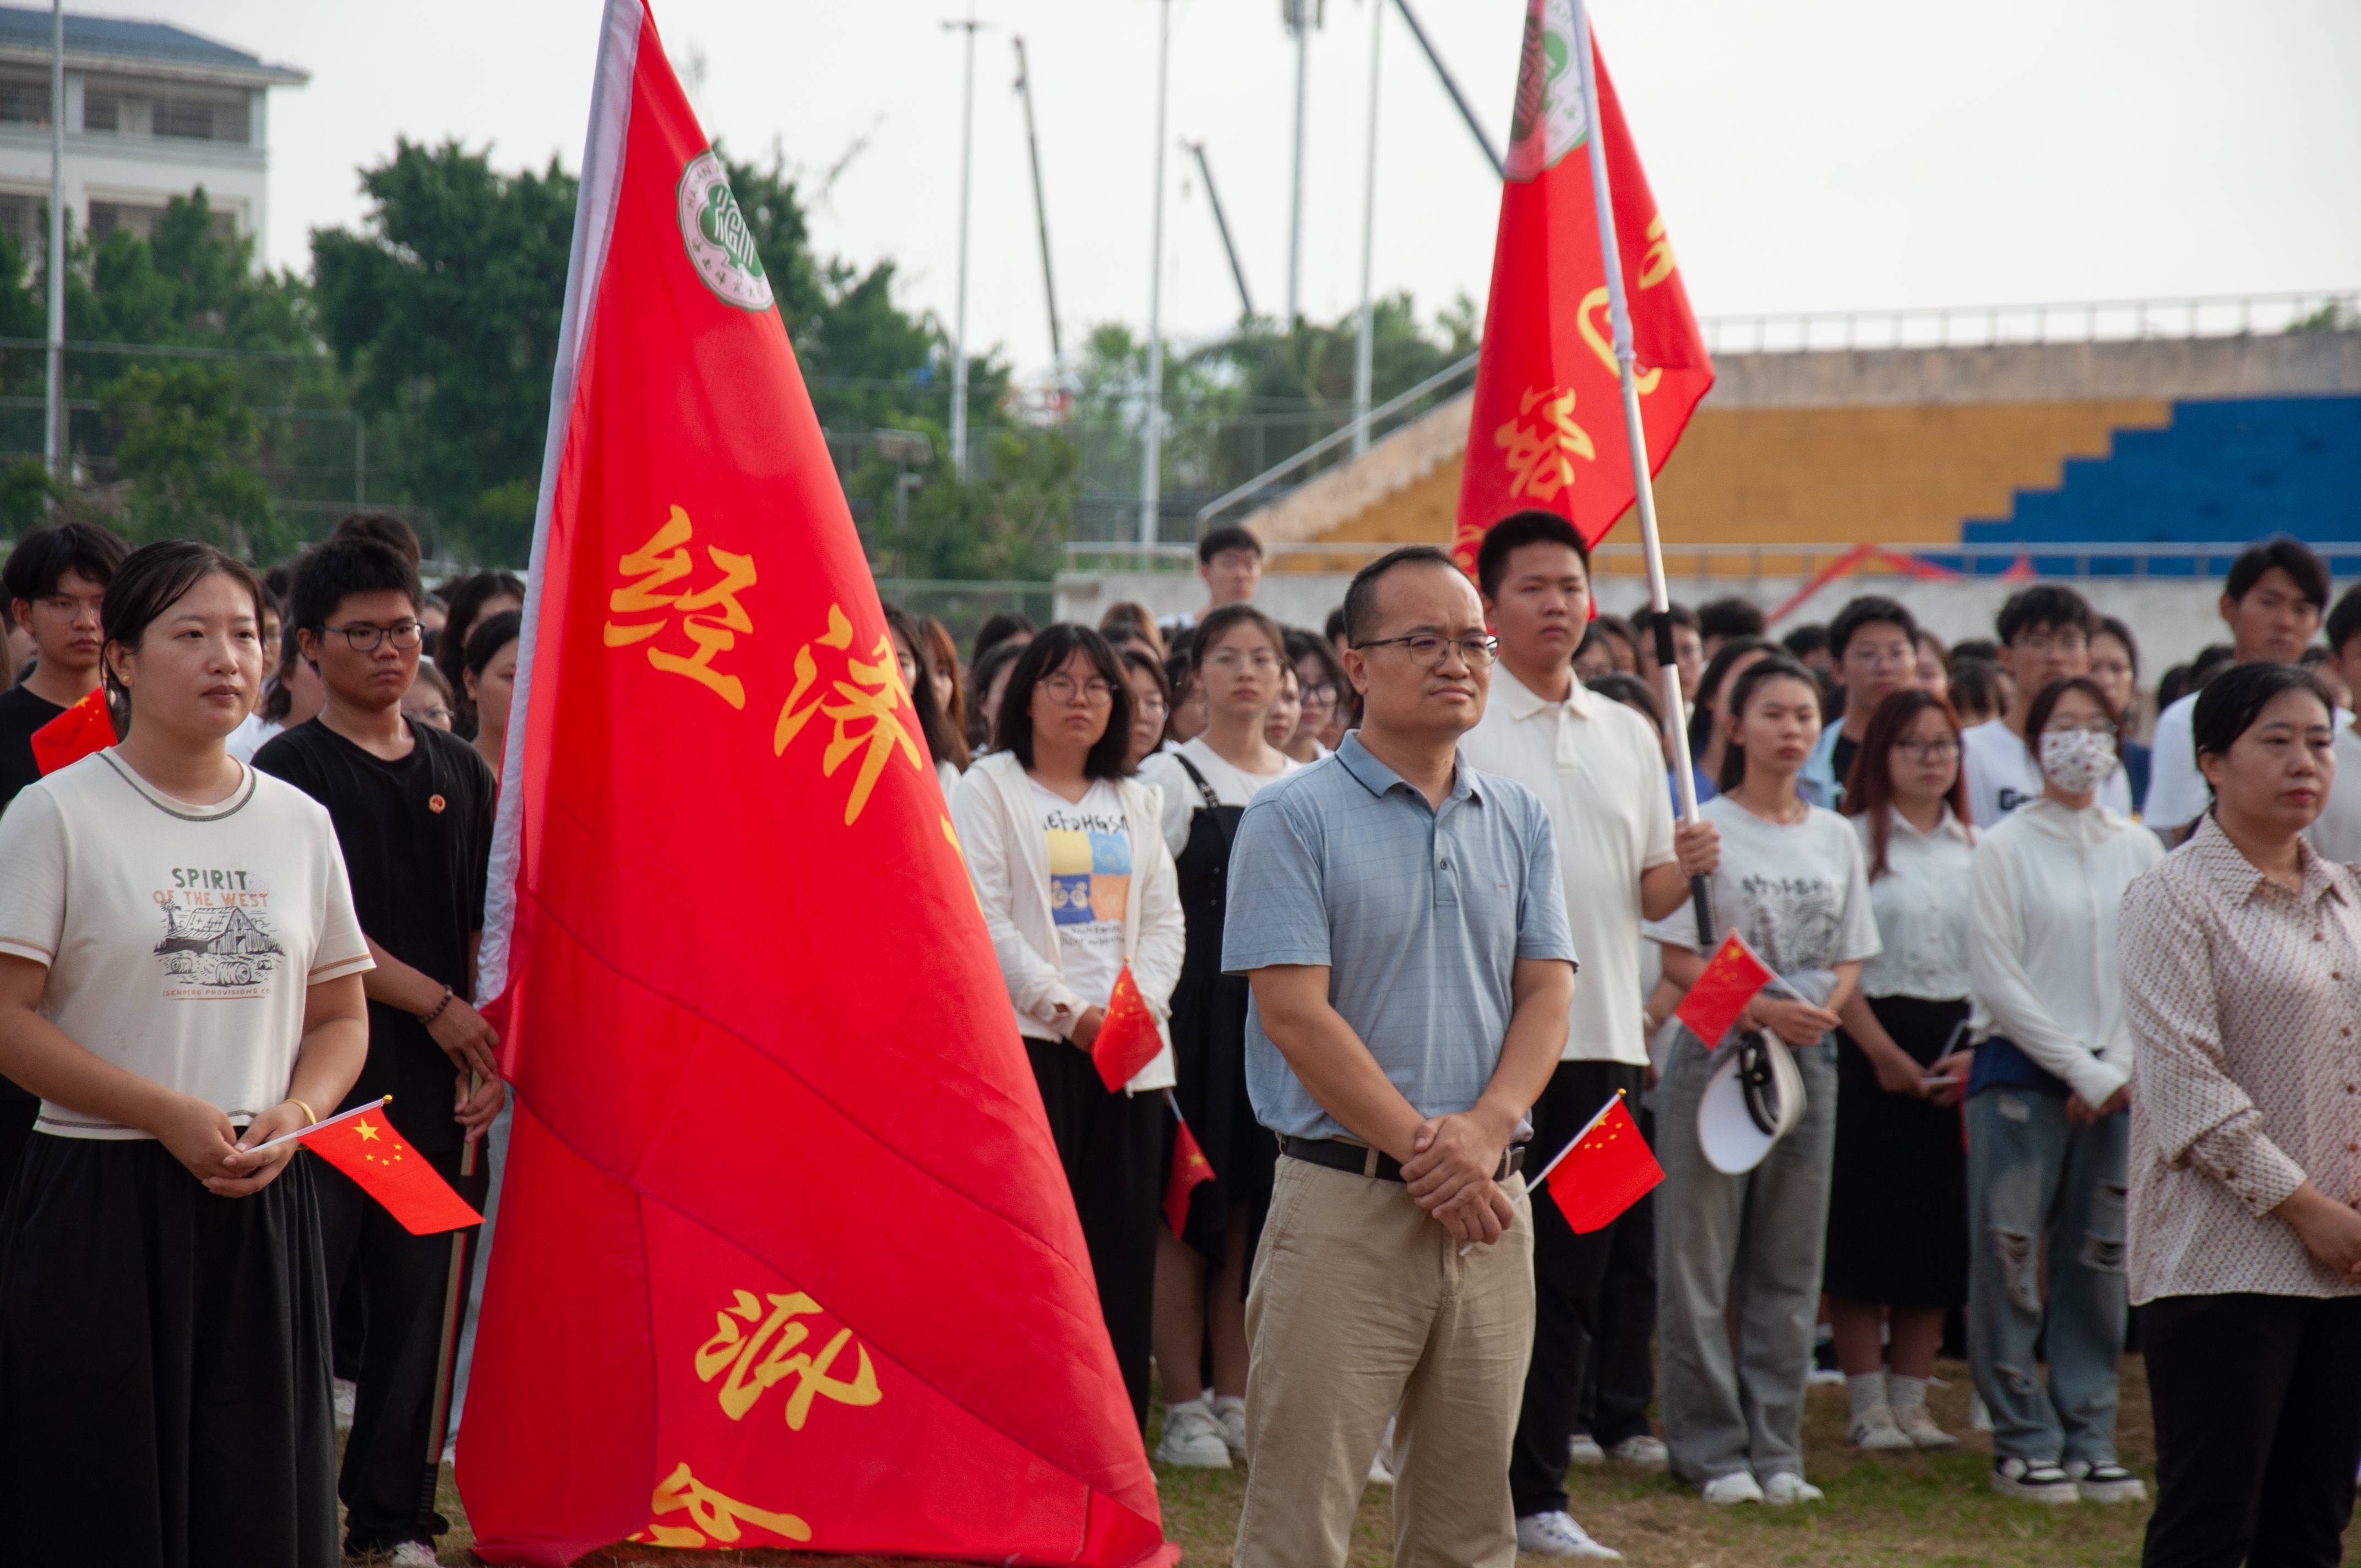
[994,623,1135,780]
[1689,635,1782,759]
[884,603,969,774]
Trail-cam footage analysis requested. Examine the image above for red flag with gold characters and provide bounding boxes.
[1162,1093,1214,1239]
[1452,0,1713,567]
[293,1099,482,1235]
[30,687,116,775]
[1673,931,1777,1048]
[1538,1096,1662,1234]
[456,3,1172,1562]
[1090,963,1160,1093]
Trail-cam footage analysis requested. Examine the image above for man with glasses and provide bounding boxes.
[1801,596,1924,809]
[254,537,502,1562]
[1960,585,2132,827]
[1226,545,1577,1568]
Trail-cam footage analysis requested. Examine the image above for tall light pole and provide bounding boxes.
[45,0,63,480]
[944,4,982,477]
[1350,0,1381,454]
[1139,0,1171,547]
[1284,0,1314,330]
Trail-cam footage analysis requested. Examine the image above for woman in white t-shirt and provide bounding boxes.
[1645,655,1878,1506]
[0,542,372,1567]
[949,624,1184,1431]
[1135,605,1299,1468]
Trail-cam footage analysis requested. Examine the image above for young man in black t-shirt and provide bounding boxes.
[0,521,129,1196]
[254,537,501,1561]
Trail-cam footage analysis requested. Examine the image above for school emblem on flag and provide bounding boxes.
[677,149,772,310]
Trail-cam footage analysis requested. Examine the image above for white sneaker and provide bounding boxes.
[2064,1459,2147,1504]
[1152,1397,1231,1469]
[388,1544,440,1568]
[1368,1415,1397,1486]
[1894,1403,1959,1451]
[1566,1432,1606,1467]
[1605,1434,1668,1472]
[1762,1472,1824,1506]
[1515,1510,1623,1559]
[1991,1456,2079,1504]
[1847,1405,1916,1451]
[1968,1389,1994,1432]
[1210,1395,1247,1463]
[332,1377,356,1433]
[1700,1471,1764,1505]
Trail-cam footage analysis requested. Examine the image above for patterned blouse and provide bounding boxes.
[2118,816,2361,1303]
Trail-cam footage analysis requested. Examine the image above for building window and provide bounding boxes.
[90,199,236,246]
[0,194,36,252]
[0,70,50,127]
[80,79,251,145]
[155,90,248,143]
[84,90,118,132]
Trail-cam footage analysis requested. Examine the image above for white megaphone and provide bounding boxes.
[1696,1027,1807,1175]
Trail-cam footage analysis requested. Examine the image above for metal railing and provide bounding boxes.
[1699,288,2358,357]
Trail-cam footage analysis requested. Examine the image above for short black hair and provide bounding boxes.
[2191,662,2335,774]
[1197,525,1263,566]
[1829,595,1919,660]
[994,623,1136,780]
[1285,625,1350,703]
[1586,671,1662,730]
[436,569,525,676]
[464,608,521,678]
[2095,615,2141,677]
[1688,635,1783,758]
[1189,603,1286,667]
[2024,675,2119,747]
[329,510,423,568]
[1697,596,1766,644]
[1949,637,2000,666]
[1341,545,1466,645]
[289,537,423,638]
[4,520,130,606]
[971,612,1035,666]
[1995,584,2095,646]
[2224,536,2329,610]
[1947,656,2003,718]
[1781,622,1829,659]
[1323,606,1348,645]
[1474,510,1589,601]
[101,541,264,718]
[2329,586,2361,660]
[966,637,1029,751]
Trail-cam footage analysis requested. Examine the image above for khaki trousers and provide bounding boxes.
[1234,1155,1535,1568]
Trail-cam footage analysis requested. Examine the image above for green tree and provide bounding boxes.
[99,363,287,557]
[856,423,1077,583]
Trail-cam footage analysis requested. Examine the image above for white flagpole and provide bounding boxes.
[1566,0,1712,946]
[1528,1088,1628,1191]
[242,1095,393,1156]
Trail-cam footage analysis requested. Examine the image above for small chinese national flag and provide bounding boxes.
[1163,1097,1214,1238]
[1541,1097,1663,1234]
[298,1103,482,1235]
[1091,964,1160,1092]
[1674,932,1776,1048]
[30,687,117,775]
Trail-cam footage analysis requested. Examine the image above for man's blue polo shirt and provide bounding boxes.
[1222,730,1577,1141]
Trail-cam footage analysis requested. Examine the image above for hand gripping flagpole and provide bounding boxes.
[1568,0,1713,949]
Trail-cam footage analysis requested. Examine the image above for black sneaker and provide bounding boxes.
[1991,1456,2079,1504]
[2066,1460,2147,1505]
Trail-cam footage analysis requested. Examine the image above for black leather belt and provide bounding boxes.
[1280,1136,1525,1184]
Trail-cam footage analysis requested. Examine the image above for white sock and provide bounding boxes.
[1846,1372,1889,1422]
[1887,1374,1930,1414]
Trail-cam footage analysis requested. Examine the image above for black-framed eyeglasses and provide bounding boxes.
[317,619,425,652]
[1352,633,1498,669]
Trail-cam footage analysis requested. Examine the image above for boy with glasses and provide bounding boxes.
[1960,586,2132,826]
[1801,596,1923,809]
[254,538,502,1562]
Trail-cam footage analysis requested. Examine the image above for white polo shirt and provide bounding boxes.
[1460,665,1675,1065]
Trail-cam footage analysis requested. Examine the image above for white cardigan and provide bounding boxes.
[949,750,1184,1093]
[1967,797,2164,1105]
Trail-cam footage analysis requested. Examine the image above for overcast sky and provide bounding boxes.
[158,0,2360,380]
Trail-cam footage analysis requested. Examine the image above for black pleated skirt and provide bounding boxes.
[0,1133,338,1568]
[1824,994,1972,1309]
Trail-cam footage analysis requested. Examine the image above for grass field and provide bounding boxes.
[418,1357,2357,1566]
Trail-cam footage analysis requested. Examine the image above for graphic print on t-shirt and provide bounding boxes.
[1734,871,1842,976]
[1046,814,1131,935]
[152,866,281,999]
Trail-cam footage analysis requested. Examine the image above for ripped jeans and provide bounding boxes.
[1965,1087,2129,1466]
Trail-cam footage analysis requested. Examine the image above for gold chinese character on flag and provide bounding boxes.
[603,505,758,709]
[775,604,924,825]
[629,1461,812,1548]
[1495,385,1597,503]
[694,1287,883,1429]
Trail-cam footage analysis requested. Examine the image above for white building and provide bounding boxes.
[0,7,303,266]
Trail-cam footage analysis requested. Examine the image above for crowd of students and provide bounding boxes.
[0,511,2355,1568]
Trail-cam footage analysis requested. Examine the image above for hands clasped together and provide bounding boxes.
[1401,1103,1519,1247]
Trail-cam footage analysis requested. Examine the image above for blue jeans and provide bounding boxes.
[1965,1088,2128,1465]
[1655,1030,1838,1485]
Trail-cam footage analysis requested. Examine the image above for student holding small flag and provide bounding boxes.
[1136,603,1299,1468]
[951,624,1184,1428]
[0,541,373,1567]
[1460,511,1718,1559]
[253,537,501,1562]
[1645,655,1878,1506]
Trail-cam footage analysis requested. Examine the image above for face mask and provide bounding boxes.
[2038,727,2116,796]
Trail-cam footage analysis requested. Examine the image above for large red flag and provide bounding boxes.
[1453,0,1713,568]
[458,4,1171,1562]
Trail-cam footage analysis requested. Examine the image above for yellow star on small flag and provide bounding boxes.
[356,1121,381,1142]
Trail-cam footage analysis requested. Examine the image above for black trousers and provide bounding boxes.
[2141,1291,2361,1568]
[1577,1096,1658,1448]
[1510,1060,1653,1517]
[316,1143,489,1555]
[0,1093,35,1212]
[1026,1037,1162,1429]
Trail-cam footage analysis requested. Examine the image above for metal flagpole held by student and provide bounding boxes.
[1567,0,1712,947]
[419,1072,485,1526]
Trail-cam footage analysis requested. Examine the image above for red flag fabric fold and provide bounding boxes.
[1454,0,1713,566]
[1540,1097,1663,1235]
[29,687,117,775]
[297,1104,482,1236]
[1673,932,1776,1048]
[1090,963,1160,1093]
[456,3,1170,1562]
